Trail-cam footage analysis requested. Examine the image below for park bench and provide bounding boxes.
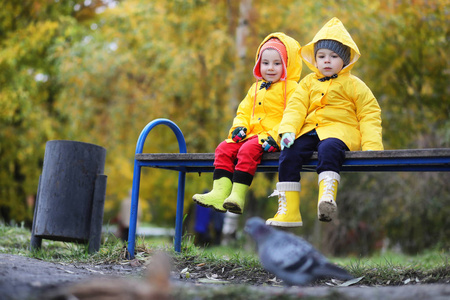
[126,118,450,258]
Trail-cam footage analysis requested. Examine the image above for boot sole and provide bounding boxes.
[223,202,243,214]
[266,220,303,227]
[193,197,227,213]
[318,200,337,222]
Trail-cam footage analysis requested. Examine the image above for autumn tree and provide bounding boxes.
[0,0,103,224]
[0,0,448,254]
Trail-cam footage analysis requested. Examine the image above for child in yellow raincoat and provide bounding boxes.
[193,32,302,215]
[266,18,383,227]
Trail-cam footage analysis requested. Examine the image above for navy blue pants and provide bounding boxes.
[279,133,349,182]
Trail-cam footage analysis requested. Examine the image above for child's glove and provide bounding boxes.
[261,136,280,152]
[281,132,295,150]
[232,127,247,142]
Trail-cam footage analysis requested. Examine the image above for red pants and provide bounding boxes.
[214,135,263,176]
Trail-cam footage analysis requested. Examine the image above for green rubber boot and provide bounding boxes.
[192,177,232,212]
[223,183,249,214]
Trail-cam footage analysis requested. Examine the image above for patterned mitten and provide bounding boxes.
[232,127,247,142]
[261,136,280,152]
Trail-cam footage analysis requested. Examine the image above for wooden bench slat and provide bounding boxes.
[136,149,450,161]
[135,149,450,173]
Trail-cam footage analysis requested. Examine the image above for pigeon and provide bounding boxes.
[244,216,353,286]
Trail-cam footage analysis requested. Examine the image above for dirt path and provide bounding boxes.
[0,253,146,300]
[1,253,449,300]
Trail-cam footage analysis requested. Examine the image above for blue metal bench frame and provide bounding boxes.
[127,118,450,258]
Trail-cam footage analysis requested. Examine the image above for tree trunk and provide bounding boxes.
[229,0,252,113]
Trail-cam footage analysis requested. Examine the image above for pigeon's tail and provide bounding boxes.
[314,263,353,281]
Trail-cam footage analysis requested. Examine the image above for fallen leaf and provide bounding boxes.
[57,267,75,274]
[337,276,365,287]
[229,267,243,273]
[198,278,230,284]
[85,268,104,274]
[206,274,219,280]
[130,259,141,267]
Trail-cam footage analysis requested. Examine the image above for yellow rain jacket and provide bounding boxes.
[226,32,302,146]
[279,18,383,151]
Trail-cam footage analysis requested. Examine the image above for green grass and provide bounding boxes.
[183,244,449,286]
[1,223,449,287]
[0,222,126,263]
[336,249,449,270]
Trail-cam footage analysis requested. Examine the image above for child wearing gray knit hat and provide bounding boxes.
[314,39,351,66]
[266,18,383,228]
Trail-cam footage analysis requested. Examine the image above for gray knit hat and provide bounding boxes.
[314,39,351,66]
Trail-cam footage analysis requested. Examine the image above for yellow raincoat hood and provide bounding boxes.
[301,17,360,75]
[255,32,302,82]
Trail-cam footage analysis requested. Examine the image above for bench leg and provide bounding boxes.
[174,171,186,252]
[127,162,142,259]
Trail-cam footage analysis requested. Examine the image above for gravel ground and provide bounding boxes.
[1,253,449,300]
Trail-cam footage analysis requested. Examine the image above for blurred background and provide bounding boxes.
[0,0,448,256]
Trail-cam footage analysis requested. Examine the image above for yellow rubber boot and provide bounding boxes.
[223,183,249,214]
[317,171,340,222]
[266,182,302,227]
[192,177,231,212]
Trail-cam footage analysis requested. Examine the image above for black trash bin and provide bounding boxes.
[30,140,107,253]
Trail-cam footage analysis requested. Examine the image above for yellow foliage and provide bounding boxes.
[1,0,448,232]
